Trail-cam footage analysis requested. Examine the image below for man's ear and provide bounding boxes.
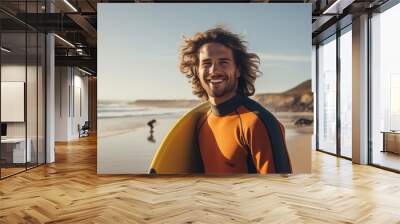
[235,69,240,78]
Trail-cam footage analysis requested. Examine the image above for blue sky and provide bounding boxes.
[98,3,311,101]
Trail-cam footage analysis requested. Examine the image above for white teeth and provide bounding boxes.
[207,78,225,84]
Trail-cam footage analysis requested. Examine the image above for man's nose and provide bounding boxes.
[210,63,221,74]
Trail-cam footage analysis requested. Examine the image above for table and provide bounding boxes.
[381,131,400,154]
[1,138,32,163]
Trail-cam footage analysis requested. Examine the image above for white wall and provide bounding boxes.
[72,73,89,138]
[55,67,89,141]
[55,66,70,141]
[1,66,26,139]
[1,65,38,138]
[1,63,46,164]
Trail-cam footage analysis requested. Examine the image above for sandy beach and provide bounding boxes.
[98,115,181,173]
[97,103,313,174]
[98,113,183,138]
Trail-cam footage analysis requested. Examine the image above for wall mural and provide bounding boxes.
[97,3,312,174]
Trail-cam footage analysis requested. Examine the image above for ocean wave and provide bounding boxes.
[98,107,187,118]
[98,107,147,113]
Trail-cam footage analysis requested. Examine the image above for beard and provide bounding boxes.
[202,74,238,98]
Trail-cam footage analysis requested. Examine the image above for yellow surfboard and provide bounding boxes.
[148,102,210,174]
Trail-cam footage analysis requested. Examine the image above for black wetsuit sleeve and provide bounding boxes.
[243,98,292,173]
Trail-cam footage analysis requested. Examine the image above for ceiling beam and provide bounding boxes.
[55,55,96,69]
[67,13,97,39]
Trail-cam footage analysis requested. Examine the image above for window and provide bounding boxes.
[370,3,400,171]
[317,35,337,155]
[339,26,352,158]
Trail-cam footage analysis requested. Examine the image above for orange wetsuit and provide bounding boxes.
[197,94,292,174]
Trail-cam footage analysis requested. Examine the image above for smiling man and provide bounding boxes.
[179,27,292,174]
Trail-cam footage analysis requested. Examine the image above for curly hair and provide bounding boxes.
[179,26,262,100]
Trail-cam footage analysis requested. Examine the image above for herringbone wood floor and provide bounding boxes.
[1,135,400,224]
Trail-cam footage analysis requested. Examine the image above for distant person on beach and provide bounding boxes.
[147,119,156,132]
[147,119,156,143]
[179,26,292,174]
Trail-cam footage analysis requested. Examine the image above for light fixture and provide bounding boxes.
[1,47,11,53]
[63,0,78,12]
[78,67,93,76]
[54,34,75,48]
[76,48,85,56]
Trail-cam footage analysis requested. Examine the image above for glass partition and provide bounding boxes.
[1,31,28,177]
[317,35,337,155]
[0,1,46,179]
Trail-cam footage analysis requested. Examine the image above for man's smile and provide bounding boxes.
[206,76,228,86]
